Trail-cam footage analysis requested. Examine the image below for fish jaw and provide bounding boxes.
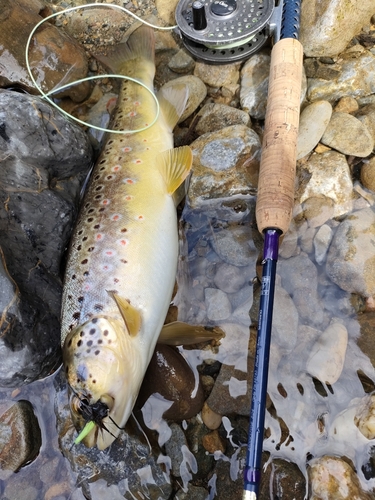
[63,316,145,449]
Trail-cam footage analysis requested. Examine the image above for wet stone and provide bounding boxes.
[240,51,270,120]
[314,223,333,265]
[195,103,250,136]
[0,400,41,480]
[296,100,332,160]
[205,288,232,321]
[0,90,93,386]
[167,49,195,74]
[210,225,258,268]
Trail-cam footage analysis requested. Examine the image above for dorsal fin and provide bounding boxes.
[157,84,189,130]
[107,291,141,337]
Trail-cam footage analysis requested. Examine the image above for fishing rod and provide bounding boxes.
[243,0,303,497]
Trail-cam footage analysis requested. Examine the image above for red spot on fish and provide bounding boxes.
[112,165,121,172]
[134,101,140,106]
[111,214,121,221]
[138,215,144,220]
[125,195,132,201]
[118,239,128,246]
[129,111,137,117]
[143,139,147,142]
[134,159,142,164]
[145,123,149,127]
[123,147,132,153]
[124,178,134,184]
[102,199,110,205]
[96,233,104,241]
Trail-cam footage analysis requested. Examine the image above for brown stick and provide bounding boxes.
[256,38,304,235]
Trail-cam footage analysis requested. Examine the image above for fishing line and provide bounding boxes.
[25,2,177,134]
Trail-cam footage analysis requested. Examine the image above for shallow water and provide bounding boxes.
[1,193,375,499]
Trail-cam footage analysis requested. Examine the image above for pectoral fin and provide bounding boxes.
[108,291,141,337]
[156,146,192,202]
[158,321,224,346]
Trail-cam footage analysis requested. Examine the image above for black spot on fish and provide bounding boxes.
[87,218,94,223]
[68,294,72,300]
[0,123,10,142]
[68,338,73,347]
[92,318,98,324]
[87,340,93,347]
[100,166,106,171]
[72,274,76,280]
[92,379,96,384]
[114,278,119,283]
[99,208,105,212]
[84,204,90,209]
[99,159,106,164]
[121,259,127,264]
[94,304,103,311]
[81,259,88,265]
[94,224,100,229]
[88,247,95,252]
[108,339,112,344]
[83,271,89,277]
[83,236,88,242]
[69,324,74,331]
[78,296,84,303]
[95,186,103,191]
[94,175,101,181]
[121,228,127,233]
[103,330,109,336]
[98,339,103,344]
[77,340,83,347]
[90,328,96,335]
[88,208,95,214]
[95,194,102,200]
[95,350,100,356]
[73,312,80,320]
[77,245,82,251]
[80,331,84,337]
[106,175,113,180]
[86,349,91,354]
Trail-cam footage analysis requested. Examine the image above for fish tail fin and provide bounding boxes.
[157,84,189,130]
[94,25,155,82]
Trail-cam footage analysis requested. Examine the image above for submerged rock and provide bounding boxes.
[0,400,41,480]
[0,89,93,386]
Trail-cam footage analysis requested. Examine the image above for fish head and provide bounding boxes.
[63,316,141,450]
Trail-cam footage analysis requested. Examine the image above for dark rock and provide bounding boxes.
[0,400,42,479]
[136,344,205,421]
[0,89,93,386]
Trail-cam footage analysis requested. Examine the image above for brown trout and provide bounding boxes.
[61,26,193,449]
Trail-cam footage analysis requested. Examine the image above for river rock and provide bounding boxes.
[334,96,359,114]
[354,394,375,440]
[213,263,247,294]
[355,104,375,142]
[314,224,333,265]
[0,0,90,101]
[188,125,260,207]
[0,400,41,480]
[300,0,375,57]
[167,49,195,74]
[306,320,348,385]
[136,344,205,421]
[326,207,375,297]
[210,225,258,268]
[160,75,207,123]
[301,196,335,228]
[278,253,324,327]
[194,61,240,100]
[307,50,375,103]
[240,51,270,120]
[296,151,353,218]
[321,112,374,157]
[205,288,232,321]
[361,157,375,192]
[308,456,373,500]
[297,100,332,159]
[272,284,299,352]
[195,103,250,136]
[0,89,93,386]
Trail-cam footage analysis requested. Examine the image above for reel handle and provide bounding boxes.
[255,37,303,235]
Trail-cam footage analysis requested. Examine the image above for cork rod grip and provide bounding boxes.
[256,38,304,235]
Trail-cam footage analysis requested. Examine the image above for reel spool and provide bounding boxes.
[175,0,277,63]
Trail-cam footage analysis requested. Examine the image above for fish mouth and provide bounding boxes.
[70,392,120,446]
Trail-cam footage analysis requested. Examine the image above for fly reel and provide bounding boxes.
[175,0,280,63]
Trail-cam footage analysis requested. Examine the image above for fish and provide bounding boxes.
[61,25,195,450]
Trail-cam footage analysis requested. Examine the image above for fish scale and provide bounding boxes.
[61,26,193,449]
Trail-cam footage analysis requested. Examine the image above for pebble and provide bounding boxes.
[321,112,374,157]
[355,103,375,142]
[202,429,226,454]
[301,196,335,228]
[167,49,195,74]
[296,100,332,159]
[313,224,333,265]
[194,61,240,94]
[360,157,375,192]
[300,0,375,57]
[160,75,207,123]
[326,207,375,297]
[210,225,258,268]
[306,320,348,385]
[195,103,250,136]
[201,401,222,430]
[0,400,41,480]
[334,96,359,114]
[240,51,270,120]
[296,151,353,218]
[205,288,232,321]
[308,456,373,500]
[214,263,247,294]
